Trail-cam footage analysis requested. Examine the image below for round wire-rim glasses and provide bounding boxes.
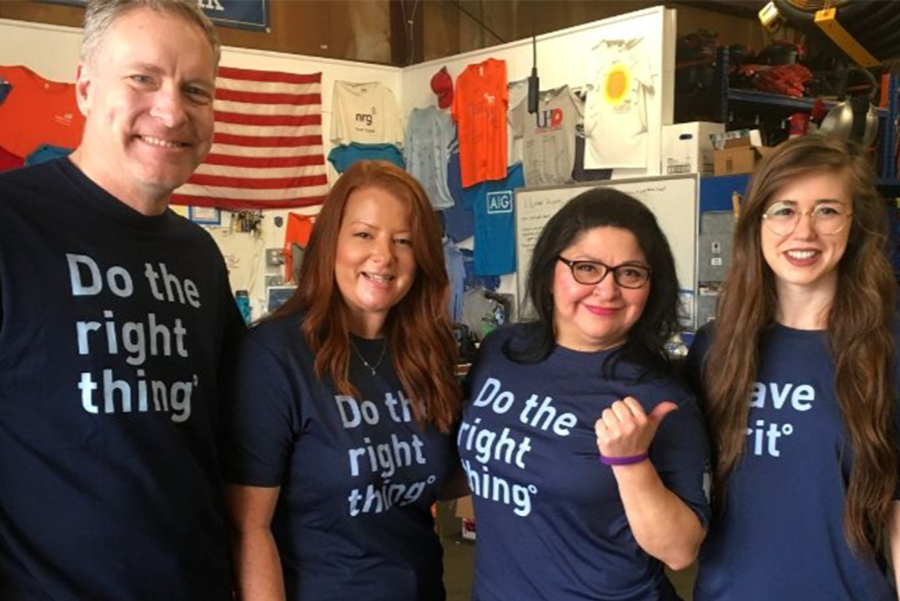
[557,257,652,289]
[761,201,853,236]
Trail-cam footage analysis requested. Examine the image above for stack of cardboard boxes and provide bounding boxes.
[712,129,774,176]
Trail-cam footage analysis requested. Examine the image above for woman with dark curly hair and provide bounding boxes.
[459,188,710,600]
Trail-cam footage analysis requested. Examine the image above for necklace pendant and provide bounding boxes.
[350,339,386,378]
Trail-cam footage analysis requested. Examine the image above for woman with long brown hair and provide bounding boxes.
[687,135,900,600]
[223,161,462,601]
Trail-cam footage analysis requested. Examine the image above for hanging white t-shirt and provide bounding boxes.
[331,81,404,147]
[209,228,265,294]
[584,37,654,169]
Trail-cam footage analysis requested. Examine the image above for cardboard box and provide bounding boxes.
[710,129,764,150]
[661,122,724,177]
[711,129,774,176]
[455,496,476,540]
[713,142,774,176]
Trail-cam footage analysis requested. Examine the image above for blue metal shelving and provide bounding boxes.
[727,88,887,116]
[711,46,900,191]
[879,74,899,185]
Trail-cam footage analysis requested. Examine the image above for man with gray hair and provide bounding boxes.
[0,1,242,598]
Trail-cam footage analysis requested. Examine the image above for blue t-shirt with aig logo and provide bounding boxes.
[463,163,524,276]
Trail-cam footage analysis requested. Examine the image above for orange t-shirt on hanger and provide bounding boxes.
[284,213,316,282]
[451,59,508,188]
[0,66,85,158]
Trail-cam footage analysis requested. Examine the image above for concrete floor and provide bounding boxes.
[436,501,475,601]
[437,501,697,601]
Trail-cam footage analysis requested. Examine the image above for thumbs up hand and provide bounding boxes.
[594,397,678,463]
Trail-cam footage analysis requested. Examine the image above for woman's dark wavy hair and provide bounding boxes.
[505,188,681,377]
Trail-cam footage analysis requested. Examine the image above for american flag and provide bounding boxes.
[171,66,328,209]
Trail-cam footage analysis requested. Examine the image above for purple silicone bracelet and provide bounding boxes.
[600,453,649,466]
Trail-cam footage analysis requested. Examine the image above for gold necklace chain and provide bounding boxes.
[350,339,387,376]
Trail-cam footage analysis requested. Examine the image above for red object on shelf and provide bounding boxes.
[753,64,813,98]
[811,99,829,122]
[789,112,810,138]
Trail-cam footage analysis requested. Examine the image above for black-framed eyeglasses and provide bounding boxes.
[557,257,651,289]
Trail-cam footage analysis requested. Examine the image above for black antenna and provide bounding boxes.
[528,9,539,115]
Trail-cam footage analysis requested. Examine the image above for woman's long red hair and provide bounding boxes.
[272,160,461,433]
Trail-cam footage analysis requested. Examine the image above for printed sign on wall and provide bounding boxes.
[37,0,269,31]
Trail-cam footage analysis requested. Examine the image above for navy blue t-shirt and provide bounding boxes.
[459,324,711,601]
[0,159,242,600]
[441,147,475,243]
[687,323,900,601]
[223,314,457,601]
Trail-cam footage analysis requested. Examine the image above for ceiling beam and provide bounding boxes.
[667,1,765,20]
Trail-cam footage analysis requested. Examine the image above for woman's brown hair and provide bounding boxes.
[272,160,461,433]
[703,135,898,557]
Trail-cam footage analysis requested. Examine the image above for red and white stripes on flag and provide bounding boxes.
[171,66,328,210]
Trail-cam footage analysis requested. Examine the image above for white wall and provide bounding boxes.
[1,6,677,318]
[0,19,84,81]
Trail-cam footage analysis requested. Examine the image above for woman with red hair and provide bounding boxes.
[224,161,462,601]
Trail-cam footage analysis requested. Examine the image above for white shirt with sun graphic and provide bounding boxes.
[584,37,654,170]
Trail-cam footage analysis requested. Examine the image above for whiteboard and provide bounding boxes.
[515,175,698,317]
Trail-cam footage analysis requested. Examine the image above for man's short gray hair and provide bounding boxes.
[81,0,221,66]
